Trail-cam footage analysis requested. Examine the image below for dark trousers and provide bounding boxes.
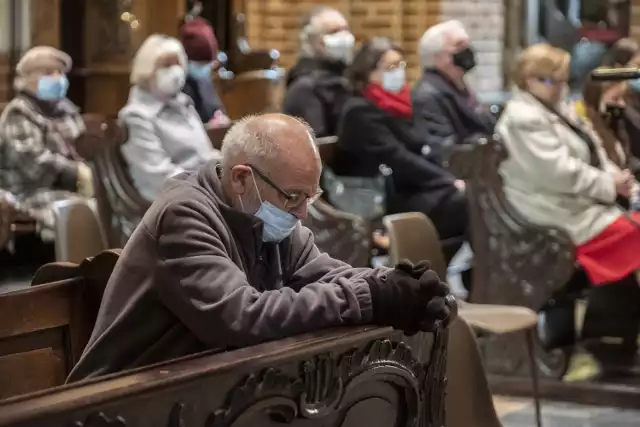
[582,274,640,369]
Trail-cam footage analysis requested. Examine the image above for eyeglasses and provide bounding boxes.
[380,61,406,72]
[247,164,324,208]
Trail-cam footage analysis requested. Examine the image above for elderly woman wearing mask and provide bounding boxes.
[498,44,640,374]
[0,46,93,238]
[119,34,221,202]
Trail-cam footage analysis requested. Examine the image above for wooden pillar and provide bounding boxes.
[31,0,60,47]
[82,0,186,115]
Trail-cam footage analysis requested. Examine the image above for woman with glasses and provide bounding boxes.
[332,37,467,262]
[497,43,640,376]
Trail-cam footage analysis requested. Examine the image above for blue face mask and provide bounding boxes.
[36,75,69,101]
[187,61,213,80]
[630,78,640,93]
[382,68,405,93]
[242,172,299,243]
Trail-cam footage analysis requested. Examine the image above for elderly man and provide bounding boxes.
[67,114,452,381]
[283,6,353,137]
[412,20,495,166]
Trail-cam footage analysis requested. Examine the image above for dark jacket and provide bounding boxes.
[334,95,458,214]
[283,57,349,137]
[182,75,226,123]
[412,69,495,165]
[67,162,378,381]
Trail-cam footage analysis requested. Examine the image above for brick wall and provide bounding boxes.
[630,0,640,40]
[441,0,504,93]
[243,0,442,84]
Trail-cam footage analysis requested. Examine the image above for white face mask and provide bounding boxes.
[155,65,186,96]
[382,68,406,93]
[323,31,355,64]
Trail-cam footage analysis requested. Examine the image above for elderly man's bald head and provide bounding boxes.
[220,114,323,219]
[221,113,319,170]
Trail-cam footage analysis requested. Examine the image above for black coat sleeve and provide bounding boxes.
[411,88,458,162]
[283,79,328,137]
[339,103,456,190]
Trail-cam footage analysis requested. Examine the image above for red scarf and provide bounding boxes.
[362,83,413,118]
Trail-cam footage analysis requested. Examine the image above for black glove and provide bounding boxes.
[368,260,451,334]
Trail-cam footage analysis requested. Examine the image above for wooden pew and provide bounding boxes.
[0,250,119,400]
[215,69,282,120]
[0,325,452,427]
[449,135,576,379]
[89,120,150,248]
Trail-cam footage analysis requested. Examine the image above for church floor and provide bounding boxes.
[494,396,640,426]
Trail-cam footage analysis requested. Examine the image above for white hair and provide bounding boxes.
[220,115,315,171]
[13,46,72,91]
[299,7,344,57]
[130,34,187,86]
[418,20,468,68]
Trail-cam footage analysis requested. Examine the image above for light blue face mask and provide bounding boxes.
[187,61,213,80]
[630,78,640,93]
[242,172,299,243]
[36,74,69,101]
[382,67,405,93]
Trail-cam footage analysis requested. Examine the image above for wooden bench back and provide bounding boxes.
[449,135,575,311]
[0,321,455,427]
[89,121,150,248]
[216,70,282,119]
[0,249,118,400]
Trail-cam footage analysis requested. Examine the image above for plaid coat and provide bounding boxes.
[0,93,87,237]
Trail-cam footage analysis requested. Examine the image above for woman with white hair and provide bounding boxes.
[0,46,93,238]
[119,34,221,202]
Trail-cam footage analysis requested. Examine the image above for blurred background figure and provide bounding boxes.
[179,16,231,128]
[283,6,353,137]
[119,34,221,202]
[0,46,93,239]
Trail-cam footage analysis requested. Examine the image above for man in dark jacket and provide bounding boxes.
[412,20,495,166]
[67,114,452,381]
[283,6,353,137]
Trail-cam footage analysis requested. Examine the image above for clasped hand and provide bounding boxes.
[369,260,453,335]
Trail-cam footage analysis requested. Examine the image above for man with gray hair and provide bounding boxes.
[282,6,354,137]
[412,20,495,166]
[68,113,453,381]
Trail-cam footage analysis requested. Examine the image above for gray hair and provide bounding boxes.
[14,46,72,90]
[418,20,468,68]
[220,115,315,171]
[130,34,187,86]
[299,6,339,57]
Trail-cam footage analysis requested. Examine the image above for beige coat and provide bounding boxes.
[497,89,623,245]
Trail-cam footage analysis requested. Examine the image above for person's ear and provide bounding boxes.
[229,165,252,196]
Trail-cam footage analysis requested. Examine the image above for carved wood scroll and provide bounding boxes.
[0,327,452,427]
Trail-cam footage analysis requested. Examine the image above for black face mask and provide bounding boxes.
[603,104,624,122]
[452,47,476,73]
